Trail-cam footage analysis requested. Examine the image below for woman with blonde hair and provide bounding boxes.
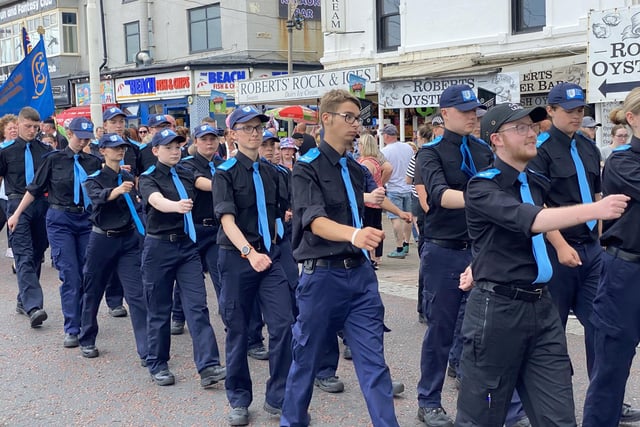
[357,133,392,266]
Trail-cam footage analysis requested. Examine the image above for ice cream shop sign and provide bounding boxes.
[115,71,192,101]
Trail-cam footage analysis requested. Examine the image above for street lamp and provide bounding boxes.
[287,5,304,75]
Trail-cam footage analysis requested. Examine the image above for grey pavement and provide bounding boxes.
[0,219,638,426]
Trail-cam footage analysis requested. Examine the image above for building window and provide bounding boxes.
[188,4,221,53]
[376,0,400,52]
[62,12,78,53]
[512,0,546,34]
[125,21,140,64]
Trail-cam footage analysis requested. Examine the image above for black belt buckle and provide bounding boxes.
[513,287,543,301]
[168,233,180,242]
[343,257,361,269]
[202,218,215,227]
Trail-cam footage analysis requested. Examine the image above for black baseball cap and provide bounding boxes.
[481,103,547,142]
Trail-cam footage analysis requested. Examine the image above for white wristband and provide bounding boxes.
[351,228,361,246]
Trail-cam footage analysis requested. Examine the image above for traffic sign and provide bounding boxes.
[588,6,640,103]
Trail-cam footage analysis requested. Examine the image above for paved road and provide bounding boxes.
[0,219,638,426]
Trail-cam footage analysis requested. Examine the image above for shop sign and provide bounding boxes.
[115,71,192,101]
[196,69,248,95]
[380,73,520,109]
[235,65,378,104]
[519,64,585,95]
[0,0,57,25]
[588,6,640,102]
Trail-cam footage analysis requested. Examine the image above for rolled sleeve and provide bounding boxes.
[419,148,449,207]
[83,179,112,207]
[292,164,328,230]
[212,170,237,220]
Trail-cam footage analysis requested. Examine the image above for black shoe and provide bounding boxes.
[16,301,27,316]
[228,407,249,426]
[447,363,457,378]
[28,308,47,328]
[418,313,428,325]
[314,376,345,393]
[81,345,99,358]
[621,403,640,423]
[247,345,269,360]
[170,320,185,335]
[63,334,79,348]
[151,369,175,386]
[392,381,405,396]
[108,305,128,318]
[343,345,352,360]
[417,407,453,427]
[263,401,282,416]
[140,358,148,368]
[200,365,226,388]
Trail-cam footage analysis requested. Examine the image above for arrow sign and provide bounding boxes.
[598,79,640,97]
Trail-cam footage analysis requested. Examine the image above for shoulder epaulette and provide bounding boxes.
[141,165,156,175]
[536,132,550,148]
[422,135,442,148]
[42,150,58,158]
[0,139,15,149]
[90,140,99,146]
[613,144,632,152]
[127,138,143,149]
[297,148,320,163]
[88,170,101,178]
[181,155,194,161]
[138,143,149,150]
[217,157,238,171]
[474,168,501,179]
[575,131,597,145]
[469,134,490,148]
[526,168,551,182]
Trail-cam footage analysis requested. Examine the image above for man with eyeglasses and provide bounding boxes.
[529,82,640,423]
[213,106,293,426]
[455,102,629,426]
[281,89,398,427]
[415,85,494,427]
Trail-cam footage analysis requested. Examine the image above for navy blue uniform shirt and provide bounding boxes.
[465,158,548,286]
[291,140,366,261]
[213,150,286,248]
[138,162,196,235]
[180,152,223,223]
[528,125,602,244]
[0,137,52,197]
[83,166,138,230]
[26,147,102,206]
[416,129,494,241]
[601,136,640,253]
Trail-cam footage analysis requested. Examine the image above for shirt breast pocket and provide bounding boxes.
[321,177,345,207]
[548,157,576,182]
[51,163,67,184]
[442,159,467,189]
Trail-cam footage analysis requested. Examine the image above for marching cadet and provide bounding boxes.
[213,106,293,426]
[137,128,225,387]
[8,117,101,348]
[78,133,148,361]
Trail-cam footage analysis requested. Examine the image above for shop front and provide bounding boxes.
[115,71,193,128]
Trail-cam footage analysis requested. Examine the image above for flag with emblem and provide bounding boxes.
[0,33,54,119]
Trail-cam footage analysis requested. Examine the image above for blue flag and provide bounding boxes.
[0,34,54,119]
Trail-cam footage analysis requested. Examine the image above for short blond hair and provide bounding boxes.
[319,89,361,120]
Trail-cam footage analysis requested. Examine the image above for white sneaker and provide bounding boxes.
[5,248,13,258]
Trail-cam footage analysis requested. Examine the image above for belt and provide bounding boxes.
[309,255,367,270]
[475,281,545,302]
[146,233,189,242]
[92,225,134,237]
[200,218,216,226]
[606,246,640,264]
[425,238,471,250]
[50,204,86,213]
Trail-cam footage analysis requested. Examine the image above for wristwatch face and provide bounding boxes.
[241,245,251,256]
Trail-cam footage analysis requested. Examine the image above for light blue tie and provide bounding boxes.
[24,143,34,185]
[518,172,553,284]
[73,154,90,208]
[339,157,369,260]
[118,173,145,236]
[570,139,596,230]
[170,167,197,243]
[252,162,272,252]
[276,218,284,239]
[459,136,477,178]
[208,161,216,177]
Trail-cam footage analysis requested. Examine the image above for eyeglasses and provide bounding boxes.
[234,125,265,134]
[327,112,362,124]
[139,130,148,134]
[498,123,540,136]
[614,133,629,138]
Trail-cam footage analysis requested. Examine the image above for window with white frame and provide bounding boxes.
[188,4,222,53]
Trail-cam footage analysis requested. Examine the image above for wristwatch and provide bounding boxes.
[240,244,253,258]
